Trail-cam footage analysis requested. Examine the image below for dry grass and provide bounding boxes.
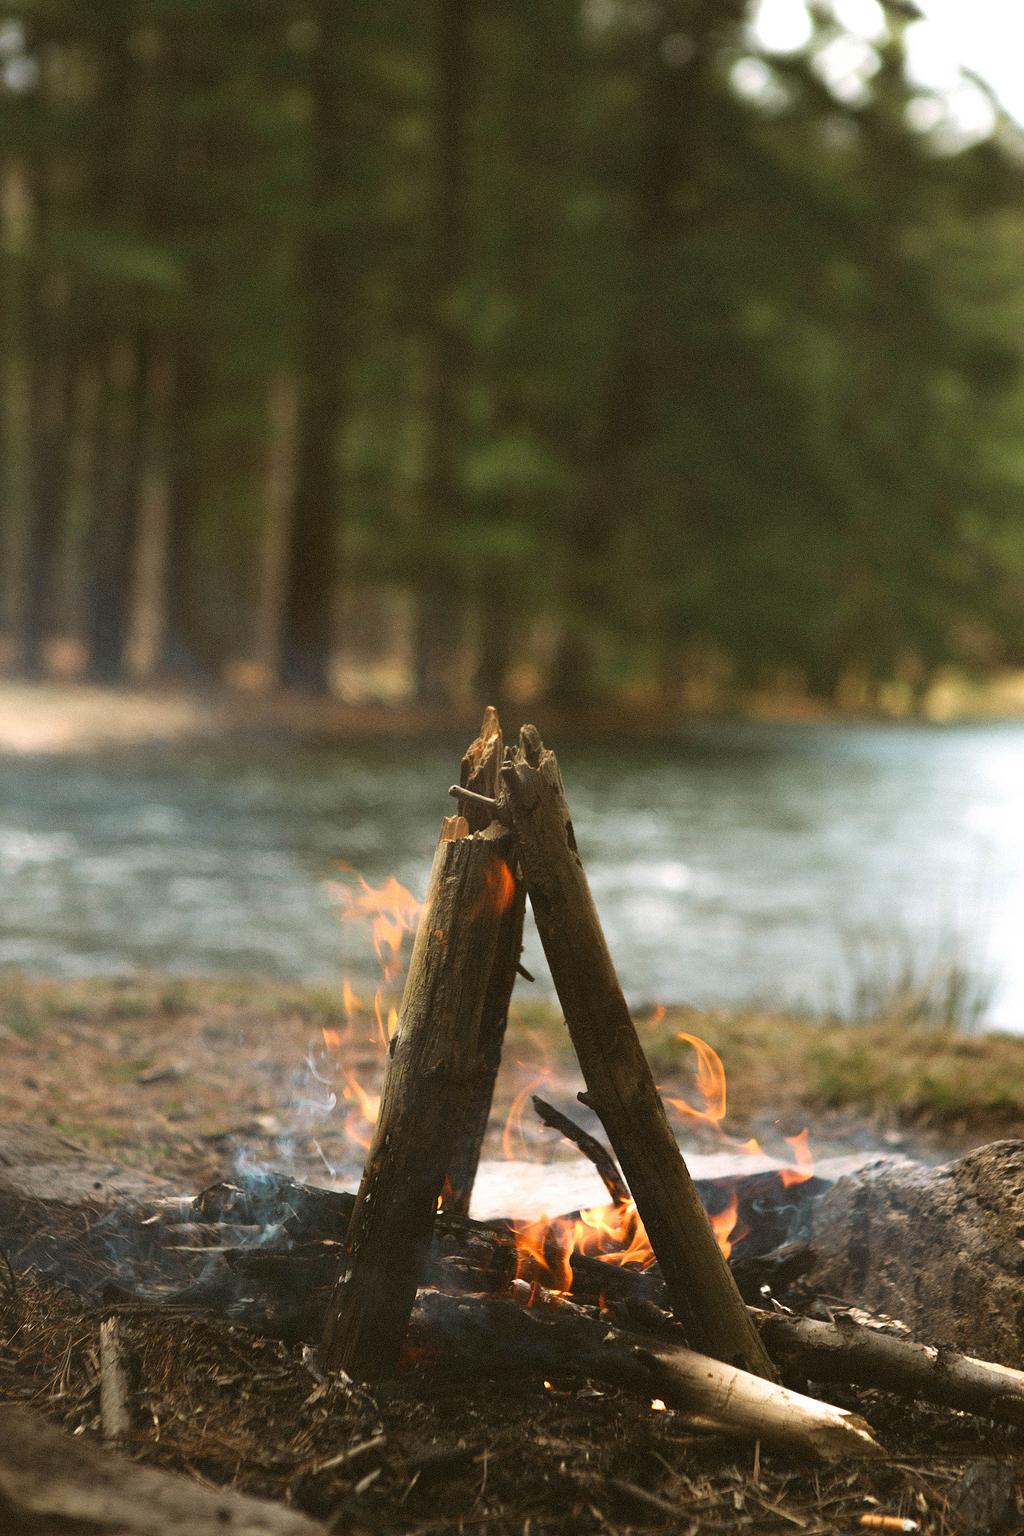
[1,977,1023,1189]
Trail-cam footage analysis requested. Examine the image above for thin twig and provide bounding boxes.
[531,1096,630,1205]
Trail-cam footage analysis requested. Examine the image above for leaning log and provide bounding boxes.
[321,812,518,1380]
[759,1310,1024,1425]
[0,1405,324,1535]
[443,708,527,1215]
[500,725,775,1380]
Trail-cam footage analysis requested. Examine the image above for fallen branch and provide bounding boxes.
[411,1291,882,1464]
[760,1309,1024,1425]
[0,1405,324,1534]
[99,1316,131,1441]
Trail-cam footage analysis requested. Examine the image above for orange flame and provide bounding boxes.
[342,978,362,1020]
[331,874,422,983]
[506,1032,819,1306]
[781,1128,814,1188]
[709,1189,741,1260]
[341,1069,380,1150]
[646,1005,666,1029]
[322,1026,342,1049]
[665,1033,727,1130]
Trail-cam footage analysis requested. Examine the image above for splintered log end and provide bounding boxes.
[440,814,470,842]
[460,707,504,829]
[518,722,544,768]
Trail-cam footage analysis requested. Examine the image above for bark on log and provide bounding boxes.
[411,1292,882,1463]
[500,725,775,1380]
[0,1405,325,1534]
[321,814,518,1380]
[806,1140,1024,1370]
[444,708,527,1216]
[759,1310,1024,1425]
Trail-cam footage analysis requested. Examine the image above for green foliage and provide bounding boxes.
[1,0,1023,699]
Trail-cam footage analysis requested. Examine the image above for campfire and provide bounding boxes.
[3,710,1024,1534]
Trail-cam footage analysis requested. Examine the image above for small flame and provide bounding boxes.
[322,1026,342,1049]
[331,874,422,983]
[665,1033,727,1130]
[781,1128,814,1187]
[651,1399,667,1412]
[511,1198,657,1294]
[343,978,362,1020]
[502,1071,552,1161]
[341,1069,380,1149]
[646,1005,666,1028]
[709,1189,740,1260]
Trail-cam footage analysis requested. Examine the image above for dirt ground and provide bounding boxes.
[2,975,1022,1201]
[4,976,1024,1532]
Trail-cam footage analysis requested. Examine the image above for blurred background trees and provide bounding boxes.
[0,0,1023,712]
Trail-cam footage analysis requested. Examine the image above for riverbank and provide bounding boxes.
[2,976,1021,1191]
[6,670,1024,754]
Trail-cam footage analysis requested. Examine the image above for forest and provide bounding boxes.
[1,0,1024,712]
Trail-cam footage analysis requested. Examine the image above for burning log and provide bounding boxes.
[0,1405,325,1534]
[443,708,528,1216]
[500,724,775,1380]
[411,1292,883,1463]
[759,1310,1024,1425]
[321,811,519,1380]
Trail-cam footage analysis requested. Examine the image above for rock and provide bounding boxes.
[945,1461,1019,1535]
[807,1141,1024,1368]
[0,1120,171,1209]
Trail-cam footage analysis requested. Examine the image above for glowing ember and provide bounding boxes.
[651,1399,667,1411]
[472,858,516,919]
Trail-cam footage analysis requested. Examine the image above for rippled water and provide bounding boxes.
[1,721,1022,1029]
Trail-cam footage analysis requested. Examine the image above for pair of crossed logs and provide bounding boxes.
[321,711,774,1384]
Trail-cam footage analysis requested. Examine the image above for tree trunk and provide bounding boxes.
[282,4,354,690]
[251,371,299,692]
[0,159,34,675]
[123,338,176,682]
[414,0,473,705]
[40,357,103,680]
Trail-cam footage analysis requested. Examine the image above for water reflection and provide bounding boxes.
[0,721,1021,1029]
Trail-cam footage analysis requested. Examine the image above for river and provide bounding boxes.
[1,721,1021,1030]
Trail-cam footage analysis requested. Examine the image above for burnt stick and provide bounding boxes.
[531,1095,630,1206]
